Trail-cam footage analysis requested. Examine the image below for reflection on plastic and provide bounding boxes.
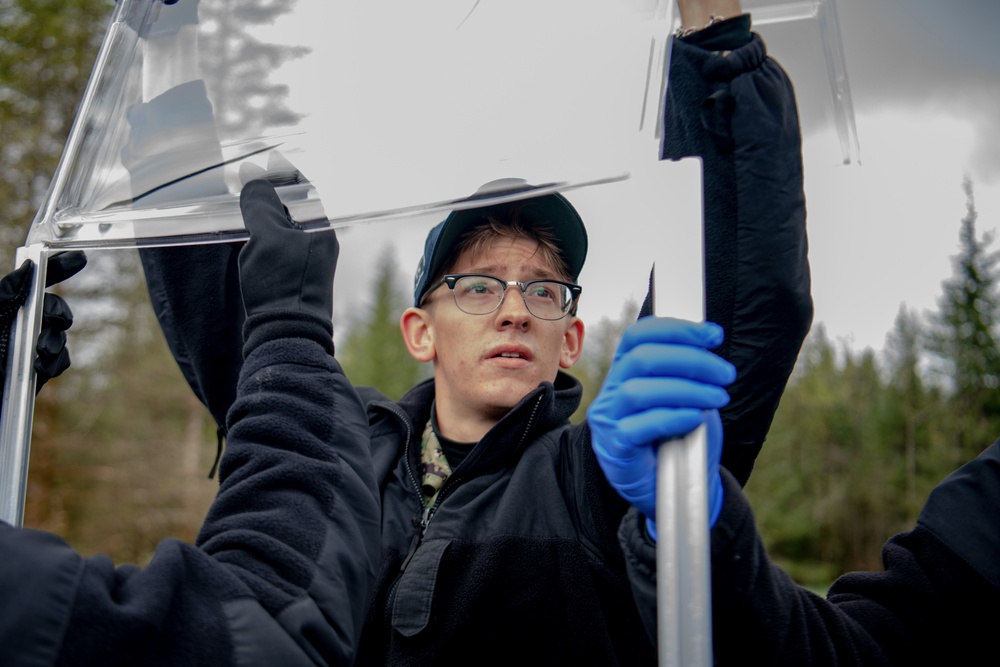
[25,0,677,250]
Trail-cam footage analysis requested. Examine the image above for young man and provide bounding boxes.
[139,3,814,663]
[0,183,380,665]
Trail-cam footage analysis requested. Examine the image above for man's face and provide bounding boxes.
[401,235,584,440]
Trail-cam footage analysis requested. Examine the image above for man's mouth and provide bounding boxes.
[489,346,532,362]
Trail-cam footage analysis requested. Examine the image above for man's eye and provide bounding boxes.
[530,284,554,299]
[460,279,496,296]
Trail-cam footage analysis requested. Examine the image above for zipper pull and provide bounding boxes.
[399,506,434,573]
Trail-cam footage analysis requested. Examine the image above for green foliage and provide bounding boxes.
[0,0,114,264]
[751,180,1000,584]
[3,0,341,566]
[925,176,1000,464]
[27,251,219,563]
[338,245,425,400]
[567,299,639,423]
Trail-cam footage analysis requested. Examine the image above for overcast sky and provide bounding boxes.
[751,0,1000,354]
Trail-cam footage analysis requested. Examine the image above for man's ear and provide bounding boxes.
[559,316,585,369]
[401,307,436,362]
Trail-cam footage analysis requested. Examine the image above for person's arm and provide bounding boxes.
[0,182,379,666]
[677,0,741,32]
[619,442,1000,665]
[620,471,894,664]
[650,8,813,486]
[712,446,1000,666]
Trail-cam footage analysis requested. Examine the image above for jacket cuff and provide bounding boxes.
[242,311,334,360]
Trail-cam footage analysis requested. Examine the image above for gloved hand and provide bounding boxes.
[587,317,735,538]
[237,179,338,321]
[0,251,87,394]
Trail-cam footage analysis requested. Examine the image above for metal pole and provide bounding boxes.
[0,244,47,526]
[656,426,711,667]
[653,260,712,665]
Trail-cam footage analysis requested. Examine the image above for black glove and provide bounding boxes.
[0,251,87,394]
[237,179,338,321]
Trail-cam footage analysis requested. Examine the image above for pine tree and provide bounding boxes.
[926,176,1000,464]
[880,305,947,517]
[338,245,424,400]
[34,250,219,562]
[566,299,639,423]
[746,325,844,584]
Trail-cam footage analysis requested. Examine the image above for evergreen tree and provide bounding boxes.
[0,0,113,263]
[338,245,424,400]
[827,347,892,572]
[749,326,907,577]
[746,325,844,584]
[926,176,1000,464]
[31,250,219,562]
[880,305,945,516]
[566,299,638,423]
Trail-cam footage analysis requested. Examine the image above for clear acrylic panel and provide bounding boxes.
[742,0,860,165]
[25,0,678,250]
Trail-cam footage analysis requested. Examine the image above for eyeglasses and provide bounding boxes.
[422,273,582,321]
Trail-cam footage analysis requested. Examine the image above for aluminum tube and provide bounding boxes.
[0,245,47,526]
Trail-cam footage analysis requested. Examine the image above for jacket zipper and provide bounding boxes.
[375,402,427,622]
[399,393,543,572]
[378,394,544,619]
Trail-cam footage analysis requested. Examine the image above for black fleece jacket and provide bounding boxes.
[0,312,380,666]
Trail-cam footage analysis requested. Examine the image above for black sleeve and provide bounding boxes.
[645,17,813,486]
[139,242,244,433]
[0,312,380,666]
[622,463,1000,665]
[708,472,893,665]
[707,455,1000,666]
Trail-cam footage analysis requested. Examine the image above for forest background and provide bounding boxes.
[4,0,1000,589]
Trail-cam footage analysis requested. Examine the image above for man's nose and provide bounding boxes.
[494,286,531,329]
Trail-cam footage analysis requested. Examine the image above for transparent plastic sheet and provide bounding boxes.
[743,0,860,165]
[7,0,710,522]
[25,0,679,250]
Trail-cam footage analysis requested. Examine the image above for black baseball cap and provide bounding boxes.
[413,179,589,307]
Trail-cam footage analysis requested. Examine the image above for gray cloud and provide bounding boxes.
[751,0,1000,184]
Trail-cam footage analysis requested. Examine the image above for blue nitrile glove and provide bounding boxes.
[587,317,735,539]
[0,252,87,395]
[237,179,338,321]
